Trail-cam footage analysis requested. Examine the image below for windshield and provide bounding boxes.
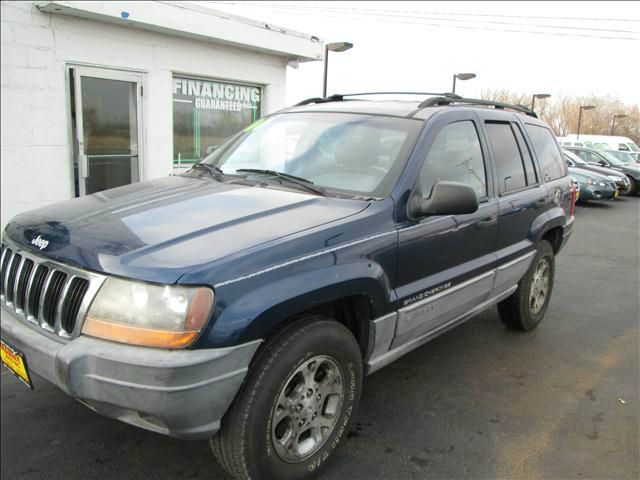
[563,150,587,165]
[606,150,636,163]
[201,112,422,198]
[598,151,625,166]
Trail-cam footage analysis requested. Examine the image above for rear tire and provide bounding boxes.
[498,240,555,331]
[210,316,363,480]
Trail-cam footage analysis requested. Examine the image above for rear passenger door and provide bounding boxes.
[394,114,498,347]
[478,112,550,270]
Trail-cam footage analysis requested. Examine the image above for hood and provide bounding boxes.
[5,176,369,283]
[574,164,627,178]
[618,164,640,177]
[569,167,611,180]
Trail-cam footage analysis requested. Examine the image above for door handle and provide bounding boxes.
[475,216,497,229]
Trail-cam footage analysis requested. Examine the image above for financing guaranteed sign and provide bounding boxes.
[173,77,260,112]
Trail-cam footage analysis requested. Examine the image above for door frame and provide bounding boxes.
[67,65,145,196]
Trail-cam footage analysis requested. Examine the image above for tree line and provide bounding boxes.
[480,89,639,145]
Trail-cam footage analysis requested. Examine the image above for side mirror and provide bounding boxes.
[409,181,479,218]
[598,160,606,166]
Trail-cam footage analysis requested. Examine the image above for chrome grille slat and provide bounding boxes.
[38,268,57,330]
[27,265,49,322]
[0,238,107,342]
[42,271,67,329]
[0,247,11,299]
[23,261,41,319]
[54,275,75,335]
[60,277,89,335]
[6,253,22,305]
[15,259,34,312]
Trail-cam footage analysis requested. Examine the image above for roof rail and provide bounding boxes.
[417,96,538,118]
[294,91,461,107]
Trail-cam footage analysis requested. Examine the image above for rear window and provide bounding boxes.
[485,122,527,193]
[525,124,567,181]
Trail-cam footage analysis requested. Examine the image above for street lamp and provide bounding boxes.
[577,105,595,139]
[322,41,353,97]
[451,72,476,94]
[531,93,551,112]
[610,114,627,135]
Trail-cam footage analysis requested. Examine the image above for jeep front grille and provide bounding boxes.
[0,240,106,340]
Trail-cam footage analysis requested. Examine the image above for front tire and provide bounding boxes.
[498,240,555,331]
[211,316,363,480]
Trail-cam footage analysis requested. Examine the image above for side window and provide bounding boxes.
[485,122,527,193]
[525,124,567,181]
[512,123,537,185]
[574,150,589,162]
[418,120,487,199]
[618,144,629,151]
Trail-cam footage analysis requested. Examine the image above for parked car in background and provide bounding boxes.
[558,134,640,153]
[568,167,617,203]
[562,149,630,194]
[606,149,640,165]
[565,146,640,195]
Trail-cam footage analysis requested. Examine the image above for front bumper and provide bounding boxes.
[616,178,631,193]
[1,306,261,440]
[577,184,616,202]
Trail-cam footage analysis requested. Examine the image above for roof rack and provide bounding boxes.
[294,91,461,106]
[417,96,538,118]
[293,92,538,118]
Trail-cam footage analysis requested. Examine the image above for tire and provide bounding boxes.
[210,316,363,480]
[628,178,638,196]
[498,240,555,331]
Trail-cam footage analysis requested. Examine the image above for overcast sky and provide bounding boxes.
[203,1,639,107]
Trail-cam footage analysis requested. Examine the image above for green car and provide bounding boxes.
[569,167,616,203]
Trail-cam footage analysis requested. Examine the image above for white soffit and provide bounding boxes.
[34,1,323,62]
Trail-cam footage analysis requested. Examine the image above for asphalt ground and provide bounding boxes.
[2,196,639,480]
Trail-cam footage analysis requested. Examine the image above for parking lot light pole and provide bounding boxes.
[322,42,353,98]
[610,114,627,135]
[531,93,551,113]
[577,105,595,139]
[452,72,476,94]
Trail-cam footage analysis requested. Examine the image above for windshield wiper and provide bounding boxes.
[190,163,224,179]
[235,169,326,196]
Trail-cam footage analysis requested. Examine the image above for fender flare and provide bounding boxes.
[535,206,566,243]
[200,261,394,347]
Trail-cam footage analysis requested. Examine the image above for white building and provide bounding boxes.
[1,1,322,226]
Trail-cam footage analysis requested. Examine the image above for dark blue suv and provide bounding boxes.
[1,95,575,480]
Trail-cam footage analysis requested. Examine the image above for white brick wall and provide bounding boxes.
[1,1,292,228]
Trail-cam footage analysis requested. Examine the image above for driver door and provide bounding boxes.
[393,112,499,347]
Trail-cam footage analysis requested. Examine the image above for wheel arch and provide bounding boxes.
[199,261,394,355]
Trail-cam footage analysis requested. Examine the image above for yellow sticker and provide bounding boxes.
[1,340,32,389]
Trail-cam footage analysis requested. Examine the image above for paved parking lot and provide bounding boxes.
[2,197,639,480]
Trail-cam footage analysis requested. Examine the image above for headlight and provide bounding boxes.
[82,278,214,348]
[585,178,606,187]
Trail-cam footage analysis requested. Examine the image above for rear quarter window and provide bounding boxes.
[525,124,567,181]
